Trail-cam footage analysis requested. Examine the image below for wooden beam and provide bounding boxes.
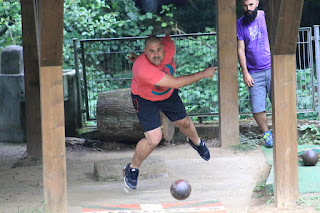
[264,0,304,207]
[264,0,304,55]
[217,0,239,147]
[36,0,67,212]
[272,54,299,206]
[21,0,42,159]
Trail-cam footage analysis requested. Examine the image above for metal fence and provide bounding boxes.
[74,27,318,122]
[76,33,218,120]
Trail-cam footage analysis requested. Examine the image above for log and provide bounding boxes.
[96,88,175,143]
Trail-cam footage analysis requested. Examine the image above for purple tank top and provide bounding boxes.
[237,10,271,73]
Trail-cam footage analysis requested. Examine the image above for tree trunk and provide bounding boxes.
[96,88,175,143]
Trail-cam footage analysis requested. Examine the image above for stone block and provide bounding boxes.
[93,156,168,182]
[1,45,24,74]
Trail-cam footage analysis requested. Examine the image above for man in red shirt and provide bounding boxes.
[124,35,217,189]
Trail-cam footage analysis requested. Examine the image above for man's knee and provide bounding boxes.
[174,116,191,129]
[144,128,162,147]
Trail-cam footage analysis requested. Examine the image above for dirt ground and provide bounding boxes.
[0,138,319,213]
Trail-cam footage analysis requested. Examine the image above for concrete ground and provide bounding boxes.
[0,139,270,213]
[67,141,268,213]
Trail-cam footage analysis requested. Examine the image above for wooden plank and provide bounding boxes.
[21,0,42,159]
[216,0,239,147]
[272,54,299,207]
[40,66,67,212]
[264,0,304,55]
[37,0,67,212]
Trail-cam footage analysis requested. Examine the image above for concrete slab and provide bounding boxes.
[94,156,168,181]
[65,144,268,213]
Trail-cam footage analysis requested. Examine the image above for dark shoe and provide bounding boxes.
[187,138,210,161]
[263,130,273,148]
[123,163,139,189]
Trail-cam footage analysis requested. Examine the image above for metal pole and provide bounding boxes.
[73,38,83,128]
[314,25,320,118]
[80,41,90,121]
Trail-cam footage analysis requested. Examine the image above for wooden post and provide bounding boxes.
[37,0,67,212]
[272,55,299,206]
[216,0,239,147]
[264,0,304,207]
[21,0,42,159]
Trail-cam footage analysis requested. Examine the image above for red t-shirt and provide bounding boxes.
[131,35,176,101]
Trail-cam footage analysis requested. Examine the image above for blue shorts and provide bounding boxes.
[249,69,271,113]
[131,89,187,132]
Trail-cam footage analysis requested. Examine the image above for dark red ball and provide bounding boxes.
[170,179,191,200]
[302,150,319,166]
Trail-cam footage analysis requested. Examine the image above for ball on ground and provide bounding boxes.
[170,179,191,200]
[302,149,319,166]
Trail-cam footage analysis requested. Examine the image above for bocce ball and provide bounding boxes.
[302,149,319,166]
[170,179,191,200]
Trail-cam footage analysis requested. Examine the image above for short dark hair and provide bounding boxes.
[145,35,161,47]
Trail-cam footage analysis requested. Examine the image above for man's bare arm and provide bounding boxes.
[155,67,217,89]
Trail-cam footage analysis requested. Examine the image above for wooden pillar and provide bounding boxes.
[21,0,42,159]
[272,54,299,206]
[264,0,304,207]
[37,0,67,212]
[216,0,239,147]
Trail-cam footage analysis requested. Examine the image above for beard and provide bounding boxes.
[243,7,258,24]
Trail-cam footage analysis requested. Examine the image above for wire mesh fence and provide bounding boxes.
[75,28,316,122]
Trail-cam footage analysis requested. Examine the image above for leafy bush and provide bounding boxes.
[298,124,320,145]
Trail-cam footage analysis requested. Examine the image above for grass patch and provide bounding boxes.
[253,181,266,193]
[297,195,320,211]
[231,132,261,152]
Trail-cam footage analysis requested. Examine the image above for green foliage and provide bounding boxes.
[0,0,22,47]
[253,181,266,193]
[176,33,218,115]
[297,195,320,211]
[298,124,320,145]
[64,0,159,68]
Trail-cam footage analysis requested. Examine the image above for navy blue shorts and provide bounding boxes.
[131,89,187,132]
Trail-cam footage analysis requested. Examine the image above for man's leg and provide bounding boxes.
[253,111,269,133]
[253,111,273,148]
[130,127,162,169]
[174,116,210,161]
[124,127,162,189]
[174,116,200,145]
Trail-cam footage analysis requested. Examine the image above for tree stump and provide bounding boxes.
[96,88,175,143]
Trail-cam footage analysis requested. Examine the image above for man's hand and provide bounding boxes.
[203,66,218,79]
[128,53,139,63]
[243,72,254,87]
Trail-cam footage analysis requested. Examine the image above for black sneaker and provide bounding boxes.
[187,138,210,161]
[123,163,139,189]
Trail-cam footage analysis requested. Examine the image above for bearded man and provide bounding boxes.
[237,0,273,148]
